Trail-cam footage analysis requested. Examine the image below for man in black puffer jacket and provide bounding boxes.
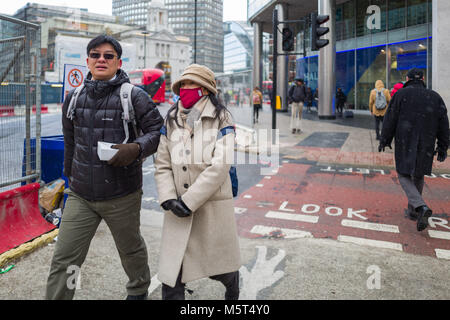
[46,35,163,300]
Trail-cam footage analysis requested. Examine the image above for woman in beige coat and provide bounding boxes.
[369,80,391,140]
[154,64,241,300]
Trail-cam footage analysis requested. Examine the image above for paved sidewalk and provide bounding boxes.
[229,104,450,172]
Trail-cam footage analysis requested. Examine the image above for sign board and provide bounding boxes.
[62,64,88,102]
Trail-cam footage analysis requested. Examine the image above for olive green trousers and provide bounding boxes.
[45,189,150,300]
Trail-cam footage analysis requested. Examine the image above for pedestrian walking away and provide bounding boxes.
[369,80,391,140]
[154,64,241,300]
[379,68,449,232]
[252,86,263,124]
[45,35,164,300]
[288,78,306,134]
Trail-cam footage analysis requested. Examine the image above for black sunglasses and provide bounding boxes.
[88,52,117,60]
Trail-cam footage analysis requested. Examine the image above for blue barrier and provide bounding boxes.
[22,135,68,187]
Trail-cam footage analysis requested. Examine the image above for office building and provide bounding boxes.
[112,0,151,26]
[165,0,224,72]
[249,0,450,119]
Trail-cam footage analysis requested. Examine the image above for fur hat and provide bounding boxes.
[172,64,217,96]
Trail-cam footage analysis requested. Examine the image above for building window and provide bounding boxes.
[389,39,427,87]
[388,0,406,30]
[407,0,428,26]
[336,0,355,41]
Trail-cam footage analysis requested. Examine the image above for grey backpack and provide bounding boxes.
[375,89,387,110]
[66,82,138,144]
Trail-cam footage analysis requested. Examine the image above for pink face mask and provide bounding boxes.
[179,87,204,109]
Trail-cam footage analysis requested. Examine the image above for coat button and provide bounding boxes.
[184,184,189,189]
[186,150,190,155]
[183,166,187,171]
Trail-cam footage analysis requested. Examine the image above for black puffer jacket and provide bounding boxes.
[62,69,164,201]
[380,79,449,176]
[288,84,306,103]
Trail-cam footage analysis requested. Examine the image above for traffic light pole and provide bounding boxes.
[271,9,278,131]
[271,12,307,130]
[317,0,336,120]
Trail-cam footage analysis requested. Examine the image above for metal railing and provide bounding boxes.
[0,14,41,192]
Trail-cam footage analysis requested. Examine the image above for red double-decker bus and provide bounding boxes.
[129,68,165,104]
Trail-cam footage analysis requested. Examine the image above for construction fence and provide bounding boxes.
[0,14,42,192]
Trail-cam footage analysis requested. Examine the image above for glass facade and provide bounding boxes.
[297,0,432,110]
[223,21,253,73]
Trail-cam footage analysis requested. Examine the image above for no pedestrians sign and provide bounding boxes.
[62,64,88,102]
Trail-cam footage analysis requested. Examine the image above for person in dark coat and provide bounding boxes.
[46,35,164,300]
[379,68,449,232]
[336,88,346,116]
[288,78,306,134]
[313,88,318,111]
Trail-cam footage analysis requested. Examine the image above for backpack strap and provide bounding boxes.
[119,83,137,144]
[217,125,238,197]
[66,84,85,120]
[160,125,167,136]
[217,125,235,140]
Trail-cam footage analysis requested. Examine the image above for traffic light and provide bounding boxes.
[311,12,330,51]
[282,27,295,52]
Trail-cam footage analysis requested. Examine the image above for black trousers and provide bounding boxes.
[374,115,384,137]
[162,267,240,300]
[253,104,261,122]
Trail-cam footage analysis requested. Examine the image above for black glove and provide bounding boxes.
[437,151,447,162]
[107,143,141,167]
[378,143,392,153]
[161,199,192,218]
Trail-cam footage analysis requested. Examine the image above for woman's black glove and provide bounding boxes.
[161,198,192,218]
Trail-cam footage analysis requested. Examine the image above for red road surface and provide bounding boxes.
[235,162,450,260]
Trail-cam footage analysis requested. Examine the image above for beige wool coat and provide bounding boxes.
[154,98,241,288]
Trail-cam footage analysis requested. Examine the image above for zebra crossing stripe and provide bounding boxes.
[341,219,400,233]
[428,230,450,240]
[435,249,450,260]
[265,211,319,224]
[337,235,403,251]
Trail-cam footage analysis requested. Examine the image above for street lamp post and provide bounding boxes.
[194,0,197,63]
[58,47,65,83]
[142,31,149,69]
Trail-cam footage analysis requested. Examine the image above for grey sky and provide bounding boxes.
[0,0,247,22]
